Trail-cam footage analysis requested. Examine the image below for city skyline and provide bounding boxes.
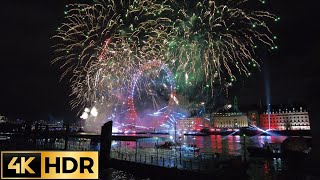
[0,0,319,123]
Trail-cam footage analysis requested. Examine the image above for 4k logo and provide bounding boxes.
[1,151,98,179]
[1,152,41,179]
[8,157,36,174]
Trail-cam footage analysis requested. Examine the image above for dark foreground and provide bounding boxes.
[102,158,248,180]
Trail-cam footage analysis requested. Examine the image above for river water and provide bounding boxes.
[109,135,287,155]
[183,135,287,155]
[106,135,288,180]
[33,135,290,179]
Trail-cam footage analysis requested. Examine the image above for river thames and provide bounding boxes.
[85,135,289,180]
[41,134,288,179]
[177,135,287,155]
[2,133,306,179]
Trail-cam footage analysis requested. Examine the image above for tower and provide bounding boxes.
[233,96,240,112]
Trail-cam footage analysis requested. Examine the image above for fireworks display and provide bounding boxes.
[127,61,177,129]
[53,0,277,131]
[163,0,277,94]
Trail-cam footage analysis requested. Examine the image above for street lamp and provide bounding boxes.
[192,137,196,157]
[156,137,159,161]
[179,137,182,164]
[174,120,177,163]
[243,134,247,162]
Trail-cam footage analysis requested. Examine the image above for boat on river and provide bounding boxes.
[247,142,282,158]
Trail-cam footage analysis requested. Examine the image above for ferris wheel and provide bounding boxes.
[126,61,177,130]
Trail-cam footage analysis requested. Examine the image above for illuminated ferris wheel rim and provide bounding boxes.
[128,60,177,120]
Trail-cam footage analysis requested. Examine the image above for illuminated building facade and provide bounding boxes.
[177,117,210,132]
[31,119,64,130]
[260,107,310,130]
[247,111,260,126]
[210,96,249,129]
[211,112,249,129]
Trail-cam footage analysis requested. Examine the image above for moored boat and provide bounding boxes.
[247,142,282,158]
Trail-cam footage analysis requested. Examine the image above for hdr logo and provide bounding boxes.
[1,151,99,179]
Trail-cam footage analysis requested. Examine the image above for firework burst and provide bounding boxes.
[52,0,170,110]
[148,0,278,95]
[53,0,277,114]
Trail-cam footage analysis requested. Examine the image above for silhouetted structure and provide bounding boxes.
[100,121,113,170]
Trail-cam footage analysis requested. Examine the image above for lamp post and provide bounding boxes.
[192,137,196,157]
[179,137,182,164]
[243,134,247,162]
[156,137,159,161]
[175,121,177,141]
[174,121,178,167]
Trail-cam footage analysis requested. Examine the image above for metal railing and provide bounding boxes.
[110,146,237,172]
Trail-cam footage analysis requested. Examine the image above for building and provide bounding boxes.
[211,112,249,129]
[260,107,310,130]
[31,119,64,130]
[177,117,210,132]
[247,111,260,127]
[210,96,249,129]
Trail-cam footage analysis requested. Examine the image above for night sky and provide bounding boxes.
[0,0,319,127]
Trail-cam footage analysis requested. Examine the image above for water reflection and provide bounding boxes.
[32,135,288,179]
[33,135,287,157]
[182,135,287,155]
